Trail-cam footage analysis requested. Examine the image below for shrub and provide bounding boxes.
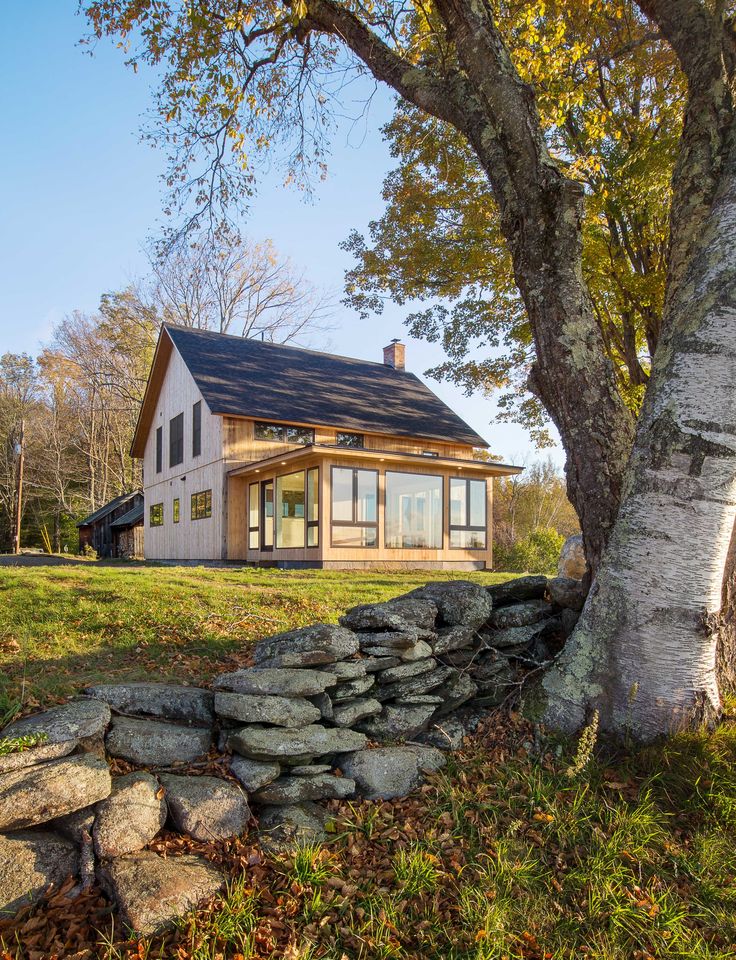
[494,527,565,575]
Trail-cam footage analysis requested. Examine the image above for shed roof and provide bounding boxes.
[77,492,140,528]
[110,502,145,530]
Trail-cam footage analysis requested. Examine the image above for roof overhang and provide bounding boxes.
[227,444,522,479]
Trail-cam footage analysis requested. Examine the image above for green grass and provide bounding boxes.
[0,564,512,718]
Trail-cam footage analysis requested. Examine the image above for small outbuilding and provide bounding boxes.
[77,491,144,559]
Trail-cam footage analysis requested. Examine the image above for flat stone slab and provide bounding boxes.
[258,802,329,853]
[485,620,553,650]
[160,774,250,841]
[406,581,492,628]
[432,625,477,656]
[432,672,478,717]
[358,703,437,741]
[331,675,375,701]
[324,660,367,679]
[98,851,224,936]
[361,656,401,672]
[230,756,281,792]
[0,753,111,831]
[214,667,338,697]
[84,682,214,726]
[332,697,382,727]
[0,830,79,914]
[357,630,420,651]
[340,746,446,800]
[374,665,453,703]
[377,659,437,684]
[230,723,367,762]
[489,599,552,630]
[253,624,359,666]
[417,717,467,751]
[0,700,111,774]
[214,692,320,727]
[488,575,548,606]
[94,772,166,858]
[106,717,211,766]
[253,772,355,804]
[341,597,438,636]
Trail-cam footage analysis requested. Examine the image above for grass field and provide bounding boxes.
[1,564,736,960]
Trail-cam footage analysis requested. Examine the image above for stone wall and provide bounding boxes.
[0,574,586,935]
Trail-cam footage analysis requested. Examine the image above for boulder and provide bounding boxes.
[84,682,213,726]
[214,692,320,727]
[257,802,329,852]
[253,772,355,804]
[230,756,281,792]
[487,575,548,606]
[253,624,359,666]
[106,717,211,766]
[331,675,375,701]
[97,850,224,936]
[0,754,111,831]
[340,746,446,800]
[558,534,586,579]
[213,667,338,697]
[0,699,111,773]
[548,576,587,612]
[358,703,437,740]
[160,774,250,841]
[405,581,492,628]
[0,830,79,913]
[376,659,437,684]
[432,625,477,656]
[331,697,382,727]
[398,640,435,662]
[93,772,166,858]
[229,724,367,762]
[489,599,551,630]
[374,665,453,703]
[340,597,438,636]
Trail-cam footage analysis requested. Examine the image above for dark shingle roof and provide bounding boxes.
[77,492,139,528]
[110,502,144,530]
[165,325,488,447]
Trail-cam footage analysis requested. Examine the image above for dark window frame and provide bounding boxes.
[192,401,202,458]
[155,427,163,474]
[330,466,378,549]
[173,498,180,523]
[169,412,184,468]
[306,467,319,548]
[191,489,212,521]
[274,469,307,550]
[261,480,274,550]
[248,482,259,550]
[384,469,444,550]
[149,503,163,527]
[335,431,364,449]
[254,421,314,445]
[449,477,487,550]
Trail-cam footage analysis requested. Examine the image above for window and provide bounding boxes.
[422,450,439,457]
[276,471,305,548]
[331,467,377,547]
[254,421,314,444]
[248,483,259,550]
[169,413,184,468]
[192,401,202,458]
[173,498,180,523]
[307,468,319,547]
[385,472,443,549]
[262,481,274,548]
[336,431,364,448]
[450,477,487,549]
[149,503,163,527]
[155,427,162,474]
[191,489,212,520]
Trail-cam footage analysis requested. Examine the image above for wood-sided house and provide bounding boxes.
[131,325,521,568]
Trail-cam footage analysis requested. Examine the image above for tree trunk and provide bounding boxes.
[537,128,736,738]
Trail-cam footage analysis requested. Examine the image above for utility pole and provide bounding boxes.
[13,418,24,555]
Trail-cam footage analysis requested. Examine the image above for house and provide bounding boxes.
[130,325,522,568]
[77,491,144,559]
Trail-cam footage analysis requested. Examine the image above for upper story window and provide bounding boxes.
[254,421,314,444]
[169,413,184,468]
[192,401,202,458]
[336,431,364,448]
[155,427,163,473]
[422,450,439,457]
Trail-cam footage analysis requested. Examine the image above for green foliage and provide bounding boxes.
[0,730,48,757]
[494,527,565,575]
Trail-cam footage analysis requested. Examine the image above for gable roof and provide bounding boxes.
[77,492,141,528]
[110,502,144,530]
[131,324,488,455]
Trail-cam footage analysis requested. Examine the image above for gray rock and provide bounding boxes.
[213,667,338,697]
[360,644,415,658]
[160,774,250,841]
[406,581,492,628]
[377,659,436,684]
[361,656,401,672]
[258,802,329,852]
[254,624,359,665]
[341,746,446,800]
[94,772,166,858]
[106,717,211,766]
[432,625,477,656]
[254,652,341,669]
[395,695,443,705]
[487,575,548,606]
[331,675,375,701]
[558,533,586,580]
[230,756,281,792]
[561,607,581,638]
[324,660,367,679]
[489,599,551,630]
[399,640,435,662]
[416,717,466,751]
[253,772,355,804]
[230,724,367,762]
[291,764,332,775]
[332,697,382,727]
[548,576,587,612]
[375,665,453,702]
[340,597,438,636]
[0,699,111,773]
[0,830,79,914]
[0,754,111,831]
[485,620,553,650]
[432,672,478,717]
[309,692,333,721]
[84,682,213,726]
[358,703,437,740]
[97,851,224,936]
[48,807,95,845]
[357,630,420,651]
[214,692,320,727]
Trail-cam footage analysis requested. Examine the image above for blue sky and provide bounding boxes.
[0,1,563,469]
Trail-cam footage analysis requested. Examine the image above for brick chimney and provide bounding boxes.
[383,339,406,370]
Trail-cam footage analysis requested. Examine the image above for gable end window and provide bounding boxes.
[169,413,184,468]
[254,421,314,444]
[192,401,202,458]
[155,427,163,473]
[191,489,212,520]
[336,431,364,448]
[149,503,163,527]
